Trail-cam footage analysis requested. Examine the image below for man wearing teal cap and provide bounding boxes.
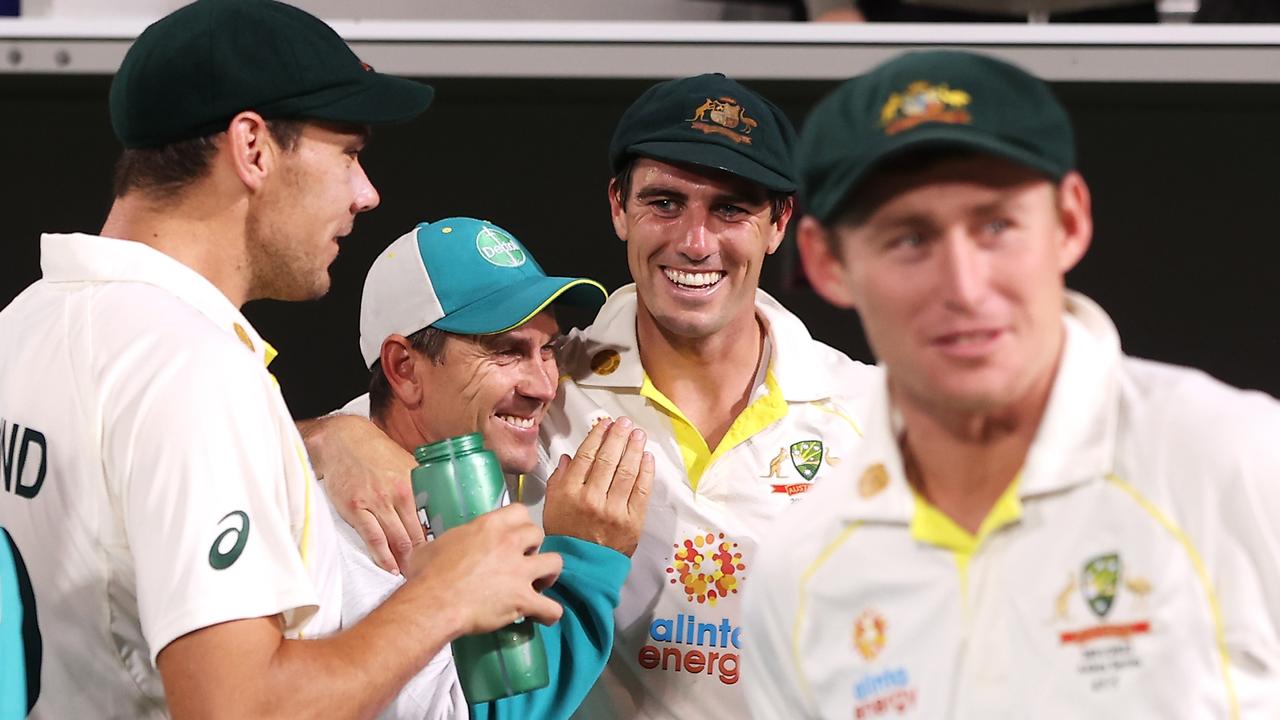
[745,50,1280,717]
[305,217,654,719]
[0,1,567,717]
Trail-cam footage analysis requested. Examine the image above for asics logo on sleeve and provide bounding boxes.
[208,511,250,570]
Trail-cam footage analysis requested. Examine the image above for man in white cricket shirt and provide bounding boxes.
[0,1,564,717]
[745,50,1280,719]
[522,73,880,719]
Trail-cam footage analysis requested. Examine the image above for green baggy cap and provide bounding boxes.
[110,0,434,148]
[610,73,798,193]
[798,50,1075,223]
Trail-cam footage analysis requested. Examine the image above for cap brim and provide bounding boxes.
[433,277,608,335]
[630,140,796,193]
[818,126,1067,222]
[293,73,435,126]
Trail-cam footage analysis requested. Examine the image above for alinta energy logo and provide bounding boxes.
[851,608,917,718]
[637,531,747,686]
[667,531,746,606]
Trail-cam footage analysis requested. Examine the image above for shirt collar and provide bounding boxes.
[40,233,277,367]
[838,291,1123,523]
[567,283,853,403]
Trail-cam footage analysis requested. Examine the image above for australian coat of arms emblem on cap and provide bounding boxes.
[686,96,758,145]
[880,81,972,136]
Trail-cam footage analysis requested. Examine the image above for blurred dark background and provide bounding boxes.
[3,74,1278,418]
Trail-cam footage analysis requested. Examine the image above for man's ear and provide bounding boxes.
[608,177,629,242]
[765,196,796,256]
[797,215,859,309]
[224,111,276,193]
[1056,171,1093,273]
[380,335,424,408]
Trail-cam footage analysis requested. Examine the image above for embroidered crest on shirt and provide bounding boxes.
[790,440,823,480]
[1051,552,1155,692]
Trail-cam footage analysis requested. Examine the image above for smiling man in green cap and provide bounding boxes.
[744,49,1280,718]
[519,73,879,719]
[0,1,567,717]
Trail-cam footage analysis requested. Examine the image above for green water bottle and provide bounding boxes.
[410,433,550,704]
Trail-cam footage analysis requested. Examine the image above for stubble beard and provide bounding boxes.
[244,165,332,303]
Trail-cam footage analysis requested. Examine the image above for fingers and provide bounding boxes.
[479,504,545,555]
[563,419,611,487]
[627,451,656,522]
[603,426,647,513]
[381,514,415,577]
[391,479,427,545]
[351,509,399,574]
[583,417,641,501]
[523,592,565,627]
[522,552,565,625]
[487,502,534,526]
[542,454,571,495]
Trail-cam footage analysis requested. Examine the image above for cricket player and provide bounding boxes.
[0,1,563,716]
[745,49,1280,718]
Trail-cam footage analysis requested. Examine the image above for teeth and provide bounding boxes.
[951,331,992,344]
[498,414,535,430]
[664,269,724,288]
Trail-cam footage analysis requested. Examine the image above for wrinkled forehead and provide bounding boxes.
[628,156,771,201]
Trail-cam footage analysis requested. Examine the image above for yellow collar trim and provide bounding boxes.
[641,369,788,493]
[909,477,1023,556]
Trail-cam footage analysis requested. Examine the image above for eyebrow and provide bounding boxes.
[635,185,688,202]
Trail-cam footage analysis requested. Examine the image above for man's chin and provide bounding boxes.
[489,443,539,478]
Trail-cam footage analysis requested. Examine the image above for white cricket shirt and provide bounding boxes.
[524,284,880,719]
[744,292,1280,719]
[0,234,341,719]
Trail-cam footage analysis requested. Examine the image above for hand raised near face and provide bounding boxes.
[541,416,655,557]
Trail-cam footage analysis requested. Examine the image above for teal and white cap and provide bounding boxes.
[359,217,608,367]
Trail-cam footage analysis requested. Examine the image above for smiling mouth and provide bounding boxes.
[496,414,536,430]
[663,268,725,290]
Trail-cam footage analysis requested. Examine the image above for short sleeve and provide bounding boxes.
[104,338,319,664]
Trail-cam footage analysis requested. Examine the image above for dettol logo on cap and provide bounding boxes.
[476,226,527,268]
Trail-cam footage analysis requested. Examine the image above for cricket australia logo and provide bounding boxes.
[686,96,758,145]
[880,81,972,136]
[475,227,527,268]
[1081,553,1121,618]
[790,440,823,480]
